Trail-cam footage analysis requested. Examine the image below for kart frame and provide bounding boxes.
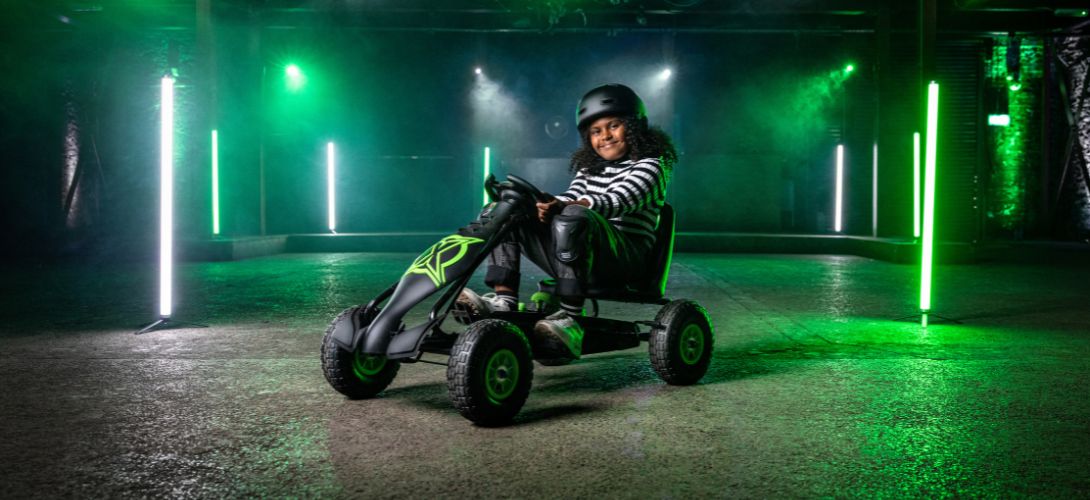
[327,174,670,363]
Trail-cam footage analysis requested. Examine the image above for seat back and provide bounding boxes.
[645,203,675,296]
[560,203,676,304]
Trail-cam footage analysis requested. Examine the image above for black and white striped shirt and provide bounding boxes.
[553,158,668,243]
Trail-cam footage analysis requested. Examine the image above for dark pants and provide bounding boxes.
[484,204,652,298]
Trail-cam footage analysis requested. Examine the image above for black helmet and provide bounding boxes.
[576,83,647,132]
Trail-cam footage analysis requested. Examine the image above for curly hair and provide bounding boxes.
[569,117,678,175]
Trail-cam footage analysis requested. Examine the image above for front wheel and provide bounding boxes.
[649,299,713,385]
[447,319,534,426]
[321,307,400,399]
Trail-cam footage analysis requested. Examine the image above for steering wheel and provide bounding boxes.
[505,174,553,203]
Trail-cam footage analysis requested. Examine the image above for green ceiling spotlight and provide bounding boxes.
[285,63,305,91]
[1005,74,1022,91]
[1055,8,1089,17]
[845,63,855,74]
[920,82,939,327]
[1005,37,1022,92]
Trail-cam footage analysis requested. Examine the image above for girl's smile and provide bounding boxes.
[588,116,628,161]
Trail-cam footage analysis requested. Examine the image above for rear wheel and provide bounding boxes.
[321,307,400,398]
[649,299,713,385]
[447,319,534,426]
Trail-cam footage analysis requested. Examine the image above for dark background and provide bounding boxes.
[3,0,1088,260]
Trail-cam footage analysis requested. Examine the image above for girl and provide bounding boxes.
[458,83,678,360]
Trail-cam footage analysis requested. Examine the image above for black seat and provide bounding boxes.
[582,203,675,305]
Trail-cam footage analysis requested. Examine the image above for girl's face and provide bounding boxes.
[587,116,628,161]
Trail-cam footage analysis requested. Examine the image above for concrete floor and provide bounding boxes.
[1,252,1088,498]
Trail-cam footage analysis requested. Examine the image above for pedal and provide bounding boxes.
[451,304,474,325]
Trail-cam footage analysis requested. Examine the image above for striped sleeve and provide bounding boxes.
[553,169,587,202]
[585,159,666,219]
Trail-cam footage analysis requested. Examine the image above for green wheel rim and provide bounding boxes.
[484,348,519,404]
[678,324,706,365]
[352,352,387,380]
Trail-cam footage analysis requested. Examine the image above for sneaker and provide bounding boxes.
[533,310,584,359]
[455,288,513,319]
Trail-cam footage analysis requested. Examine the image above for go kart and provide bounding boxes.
[320,174,713,425]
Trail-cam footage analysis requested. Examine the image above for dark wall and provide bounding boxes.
[219,29,898,238]
[1,11,200,260]
[6,6,1031,260]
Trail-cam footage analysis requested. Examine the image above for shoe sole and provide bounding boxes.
[453,296,511,324]
[453,297,484,325]
[532,324,577,360]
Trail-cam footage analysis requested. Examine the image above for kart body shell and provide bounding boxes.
[321,174,713,425]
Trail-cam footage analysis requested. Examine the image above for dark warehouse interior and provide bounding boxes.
[2,0,1090,497]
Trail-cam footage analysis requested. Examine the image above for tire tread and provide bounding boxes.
[321,307,400,399]
[447,319,534,425]
[649,299,713,385]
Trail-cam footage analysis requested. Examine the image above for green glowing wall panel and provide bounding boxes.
[985,38,1043,236]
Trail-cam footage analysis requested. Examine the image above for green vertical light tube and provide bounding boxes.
[327,142,336,233]
[835,144,844,232]
[920,82,939,319]
[483,146,491,206]
[913,132,921,238]
[211,130,220,236]
[159,76,175,318]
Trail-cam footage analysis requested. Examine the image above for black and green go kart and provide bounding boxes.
[320,174,714,426]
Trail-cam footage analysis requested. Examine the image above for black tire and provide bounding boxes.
[447,319,534,426]
[649,299,713,385]
[321,307,400,399]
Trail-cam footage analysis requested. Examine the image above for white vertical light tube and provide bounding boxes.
[327,141,336,233]
[872,142,878,237]
[835,144,844,233]
[913,132,921,239]
[159,76,175,318]
[921,82,940,317]
[483,146,491,206]
[211,130,220,236]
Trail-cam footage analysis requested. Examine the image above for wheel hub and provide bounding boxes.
[485,348,519,404]
[352,353,386,379]
[679,324,706,365]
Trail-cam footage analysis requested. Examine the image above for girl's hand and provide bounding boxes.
[537,199,561,223]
